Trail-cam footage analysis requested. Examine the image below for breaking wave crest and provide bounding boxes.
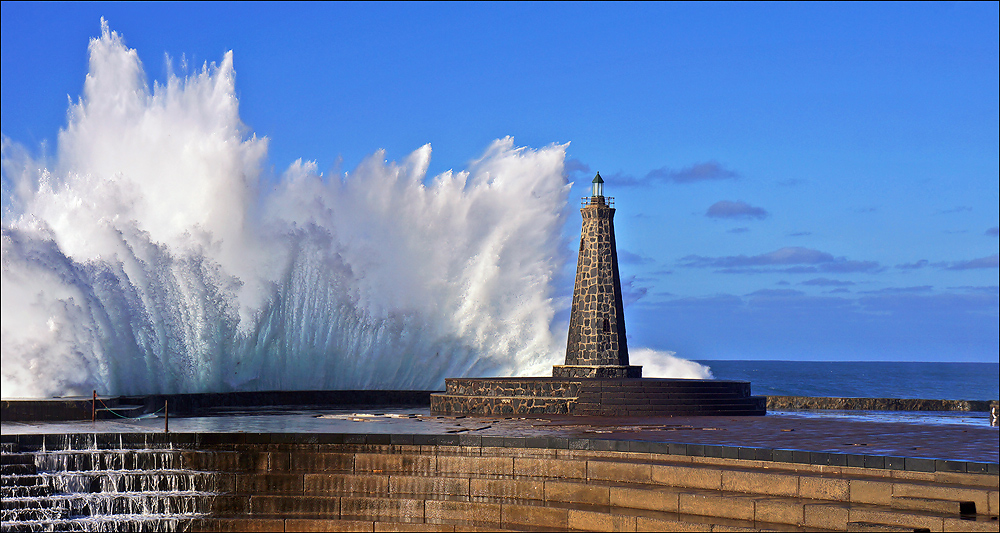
[1,21,571,397]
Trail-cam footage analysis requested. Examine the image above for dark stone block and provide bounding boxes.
[568,438,590,450]
[68,434,96,450]
[754,448,772,461]
[201,433,243,446]
[628,441,651,453]
[772,449,794,463]
[548,437,569,450]
[935,460,966,473]
[885,456,905,470]
[244,433,271,444]
[792,450,811,464]
[738,447,756,460]
[481,436,504,448]
[503,437,526,448]
[809,452,830,466]
[864,455,885,469]
[164,433,199,447]
[647,442,671,455]
[524,437,548,449]
[611,440,632,452]
[668,443,687,456]
[458,434,481,447]
[342,434,366,444]
[364,434,391,445]
[411,434,437,446]
[703,445,725,458]
[846,454,866,468]
[902,457,934,472]
[722,446,740,459]
[389,434,414,445]
[828,453,848,467]
[590,439,615,451]
[437,434,460,446]
[314,433,345,445]
[965,462,988,474]
[988,463,998,475]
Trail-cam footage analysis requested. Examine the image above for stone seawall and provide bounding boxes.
[4,392,998,423]
[2,432,998,532]
[768,396,998,412]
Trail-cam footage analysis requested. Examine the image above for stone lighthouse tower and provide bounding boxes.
[554,173,642,379]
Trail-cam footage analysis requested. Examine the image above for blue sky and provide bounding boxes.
[3,2,998,362]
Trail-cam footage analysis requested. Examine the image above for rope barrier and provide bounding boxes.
[95,398,165,420]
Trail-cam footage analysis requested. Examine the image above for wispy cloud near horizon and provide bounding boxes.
[609,161,740,188]
[705,200,769,220]
[678,247,881,274]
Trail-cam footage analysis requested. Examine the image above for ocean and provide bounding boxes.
[697,360,999,401]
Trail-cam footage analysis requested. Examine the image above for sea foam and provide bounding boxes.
[1,20,704,397]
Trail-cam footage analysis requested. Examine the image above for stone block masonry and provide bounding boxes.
[557,190,640,378]
[4,431,996,532]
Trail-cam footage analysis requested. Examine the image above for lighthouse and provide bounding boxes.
[554,172,642,379]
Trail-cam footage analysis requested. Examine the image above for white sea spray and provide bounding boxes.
[1,20,708,397]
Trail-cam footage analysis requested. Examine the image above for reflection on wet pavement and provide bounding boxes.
[3,407,996,463]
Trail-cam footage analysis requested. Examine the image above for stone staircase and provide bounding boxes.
[182,440,997,532]
[1,443,216,532]
[431,378,767,416]
[4,436,997,532]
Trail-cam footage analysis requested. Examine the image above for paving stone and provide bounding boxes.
[721,470,798,498]
[425,500,500,525]
[609,485,680,512]
[891,483,990,513]
[799,476,850,502]
[544,479,610,505]
[651,464,722,490]
[292,453,354,473]
[284,518,376,532]
[374,523,454,532]
[587,459,652,483]
[236,473,304,493]
[304,473,388,494]
[341,496,423,521]
[635,516,713,532]
[678,492,755,521]
[356,454,434,475]
[847,507,945,532]
[500,502,568,529]
[753,497,805,525]
[389,475,469,497]
[513,457,585,479]
[803,502,850,530]
[436,455,511,476]
[849,479,893,505]
[469,478,544,500]
[941,515,1000,532]
[250,495,341,516]
[567,509,636,532]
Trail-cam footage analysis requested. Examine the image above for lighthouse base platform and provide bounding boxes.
[430,377,767,416]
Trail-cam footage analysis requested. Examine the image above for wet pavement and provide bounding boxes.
[2,407,996,464]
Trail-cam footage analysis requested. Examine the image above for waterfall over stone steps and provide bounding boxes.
[1,445,216,532]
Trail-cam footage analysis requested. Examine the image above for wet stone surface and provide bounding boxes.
[3,407,996,463]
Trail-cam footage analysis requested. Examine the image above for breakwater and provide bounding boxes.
[767,396,998,412]
[4,393,996,423]
[2,432,998,532]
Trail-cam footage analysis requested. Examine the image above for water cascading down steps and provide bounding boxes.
[1,440,217,532]
[3,434,997,532]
